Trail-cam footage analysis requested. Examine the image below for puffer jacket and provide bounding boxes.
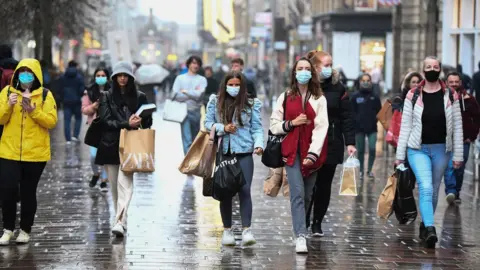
[0,58,58,162]
[396,80,463,162]
[204,94,264,154]
[270,91,329,177]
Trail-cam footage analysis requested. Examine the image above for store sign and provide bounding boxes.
[255,12,272,27]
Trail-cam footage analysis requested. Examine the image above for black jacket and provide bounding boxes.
[473,70,480,105]
[95,89,152,165]
[203,77,219,105]
[350,88,382,134]
[322,72,356,164]
[246,79,257,98]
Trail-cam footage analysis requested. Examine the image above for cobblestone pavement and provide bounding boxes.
[0,107,480,270]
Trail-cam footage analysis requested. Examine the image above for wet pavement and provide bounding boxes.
[1,105,480,270]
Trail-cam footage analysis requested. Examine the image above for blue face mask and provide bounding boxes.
[320,67,332,79]
[226,86,240,97]
[296,70,312,85]
[95,77,107,86]
[19,72,34,84]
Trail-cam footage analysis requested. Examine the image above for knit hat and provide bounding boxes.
[111,61,135,80]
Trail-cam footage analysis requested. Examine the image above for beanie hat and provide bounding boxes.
[111,61,135,80]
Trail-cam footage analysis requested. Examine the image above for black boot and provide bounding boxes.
[419,222,426,240]
[424,226,438,249]
[311,221,324,237]
[89,174,100,188]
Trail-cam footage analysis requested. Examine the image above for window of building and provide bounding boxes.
[452,0,460,28]
[354,0,377,11]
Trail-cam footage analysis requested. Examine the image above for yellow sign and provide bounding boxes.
[203,0,235,43]
[167,54,178,61]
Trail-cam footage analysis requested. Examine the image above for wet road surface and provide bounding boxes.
[1,107,480,269]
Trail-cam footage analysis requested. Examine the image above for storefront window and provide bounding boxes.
[354,0,377,11]
[360,38,385,73]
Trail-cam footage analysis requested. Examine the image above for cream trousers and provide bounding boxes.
[105,165,134,227]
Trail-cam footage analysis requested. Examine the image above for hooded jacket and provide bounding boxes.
[61,67,84,104]
[456,87,480,141]
[0,58,58,162]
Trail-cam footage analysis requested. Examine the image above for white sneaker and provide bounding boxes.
[72,137,79,142]
[0,229,14,246]
[241,228,256,246]
[446,193,455,205]
[295,235,308,254]
[221,229,236,246]
[111,223,125,237]
[15,230,30,244]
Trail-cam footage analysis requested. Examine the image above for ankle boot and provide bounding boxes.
[424,226,438,249]
[419,222,426,240]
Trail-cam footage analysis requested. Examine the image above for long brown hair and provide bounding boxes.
[217,71,252,126]
[289,57,322,99]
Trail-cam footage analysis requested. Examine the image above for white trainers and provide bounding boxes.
[72,137,79,142]
[241,228,256,246]
[446,193,456,205]
[15,230,30,244]
[221,229,236,246]
[0,229,14,246]
[111,223,125,237]
[295,235,308,254]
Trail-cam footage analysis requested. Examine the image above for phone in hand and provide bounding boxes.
[22,97,31,106]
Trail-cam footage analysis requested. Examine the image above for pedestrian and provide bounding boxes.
[305,51,356,236]
[269,57,329,254]
[60,60,84,144]
[443,72,480,204]
[95,61,152,237]
[82,68,110,192]
[204,70,264,247]
[172,55,207,155]
[0,44,19,139]
[0,59,58,245]
[350,73,382,179]
[395,56,464,249]
[231,58,257,98]
[202,66,219,106]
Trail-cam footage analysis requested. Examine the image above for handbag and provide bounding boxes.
[377,100,393,130]
[392,164,417,224]
[262,91,287,168]
[84,117,102,147]
[377,172,397,219]
[178,127,217,178]
[212,137,246,201]
[119,129,156,173]
[163,93,188,123]
[386,110,402,147]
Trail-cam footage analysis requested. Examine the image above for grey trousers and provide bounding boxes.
[285,155,317,237]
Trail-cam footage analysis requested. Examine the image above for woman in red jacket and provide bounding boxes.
[270,57,329,254]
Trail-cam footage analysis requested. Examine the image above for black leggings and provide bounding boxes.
[1,159,46,233]
[307,164,337,227]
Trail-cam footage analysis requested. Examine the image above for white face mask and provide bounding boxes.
[226,86,240,97]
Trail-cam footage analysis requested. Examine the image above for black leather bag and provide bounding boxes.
[261,92,287,168]
[202,177,214,197]
[84,117,102,147]
[393,164,417,224]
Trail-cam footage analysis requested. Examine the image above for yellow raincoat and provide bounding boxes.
[0,58,57,162]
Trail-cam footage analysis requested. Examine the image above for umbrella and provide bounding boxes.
[134,64,170,85]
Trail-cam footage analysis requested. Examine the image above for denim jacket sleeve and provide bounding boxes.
[250,98,264,150]
[204,94,225,136]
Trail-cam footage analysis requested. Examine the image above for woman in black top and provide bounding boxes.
[306,51,356,236]
[96,61,152,238]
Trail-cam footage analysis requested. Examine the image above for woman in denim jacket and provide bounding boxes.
[204,71,264,247]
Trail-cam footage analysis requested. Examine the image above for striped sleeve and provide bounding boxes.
[451,99,464,162]
[396,96,413,161]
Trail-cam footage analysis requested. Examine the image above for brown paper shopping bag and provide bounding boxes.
[178,128,217,178]
[377,173,397,219]
[263,168,283,197]
[119,129,156,173]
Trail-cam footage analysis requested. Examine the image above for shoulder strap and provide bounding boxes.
[448,88,454,103]
[282,91,287,119]
[411,87,421,107]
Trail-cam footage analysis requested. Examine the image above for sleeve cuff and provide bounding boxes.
[215,123,225,136]
[282,121,294,132]
[306,152,318,163]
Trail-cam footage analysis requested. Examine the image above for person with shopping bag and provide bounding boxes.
[270,57,329,254]
[95,61,152,238]
[204,71,264,247]
[305,50,356,237]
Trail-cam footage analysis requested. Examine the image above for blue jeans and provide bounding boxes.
[64,103,82,141]
[407,144,451,227]
[89,147,107,179]
[181,109,201,155]
[444,143,470,195]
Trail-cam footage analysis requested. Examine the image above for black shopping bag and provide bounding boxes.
[393,164,417,224]
[212,138,246,201]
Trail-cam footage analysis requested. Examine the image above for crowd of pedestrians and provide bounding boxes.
[0,41,479,256]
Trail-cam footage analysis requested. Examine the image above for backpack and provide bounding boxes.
[411,86,455,108]
[0,67,14,91]
[7,86,49,105]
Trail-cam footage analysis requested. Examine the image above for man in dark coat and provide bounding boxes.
[60,60,85,143]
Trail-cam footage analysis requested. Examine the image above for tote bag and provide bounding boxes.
[163,93,187,123]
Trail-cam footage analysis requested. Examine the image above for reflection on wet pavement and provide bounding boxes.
[0,110,479,269]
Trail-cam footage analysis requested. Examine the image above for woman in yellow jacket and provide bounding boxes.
[0,59,57,245]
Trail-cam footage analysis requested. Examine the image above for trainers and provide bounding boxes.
[72,137,79,142]
[111,223,125,237]
[455,194,462,204]
[15,230,30,244]
[295,235,308,254]
[367,172,375,179]
[446,193,455,205]
[424,226,438,249]
[311,223,324,237]
[89,175,100,188]
[100,182,108,193]
[221,229,236,246]
[241,228,256,246]
[0,229,14,246]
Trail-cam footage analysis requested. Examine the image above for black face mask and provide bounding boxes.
[424,70,440,82]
